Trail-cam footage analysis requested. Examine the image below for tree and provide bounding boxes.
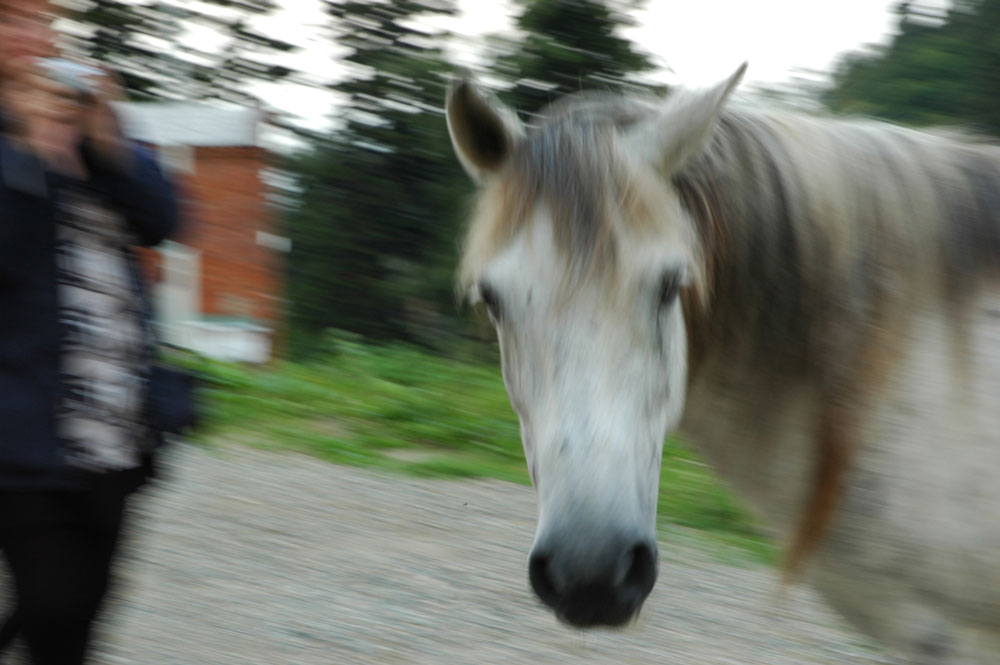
[492,0,658,117]
[824,0,1000,134]
[284,1,470,354]
[60,0,299,105]
[284,0,664,356]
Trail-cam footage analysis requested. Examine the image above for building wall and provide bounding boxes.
[169,145,283,326]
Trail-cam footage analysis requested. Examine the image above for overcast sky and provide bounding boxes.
[434,0,902,86]
[252,0,950,131]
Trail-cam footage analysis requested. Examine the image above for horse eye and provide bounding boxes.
[657,272,681,307]
[479,282,502,319]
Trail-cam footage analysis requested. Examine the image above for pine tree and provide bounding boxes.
[285,0,664,354]
[493,0,657,117]
[825,0,1000,134]
[285,1,469,352]
[62,0,298,105]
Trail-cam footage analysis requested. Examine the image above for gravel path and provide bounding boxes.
[7,442,892,664]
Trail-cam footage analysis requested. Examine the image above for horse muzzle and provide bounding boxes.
[528,528,658,627]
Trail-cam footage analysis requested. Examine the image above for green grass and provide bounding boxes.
[176,333,776,564]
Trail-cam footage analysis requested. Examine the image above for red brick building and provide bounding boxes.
[117,102,288,362]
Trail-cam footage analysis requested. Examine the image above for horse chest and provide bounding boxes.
[679,363,820,540]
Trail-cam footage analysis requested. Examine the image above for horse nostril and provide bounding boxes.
[529,538,657,626]
[623,542,657,596]
[529,552,559,606]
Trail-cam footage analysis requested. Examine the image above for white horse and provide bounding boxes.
[446,63,1000,663]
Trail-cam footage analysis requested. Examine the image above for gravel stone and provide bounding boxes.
[4,442,893,664]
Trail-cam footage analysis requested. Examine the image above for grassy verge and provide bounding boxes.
[175,334,776,565]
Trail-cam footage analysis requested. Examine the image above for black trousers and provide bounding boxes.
[0,474,138,665]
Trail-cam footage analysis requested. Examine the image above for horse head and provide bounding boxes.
[446,64,746,627]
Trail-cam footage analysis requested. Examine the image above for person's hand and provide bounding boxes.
[2,58,132,175]
[2,56,87,174]
[80,65,133,170]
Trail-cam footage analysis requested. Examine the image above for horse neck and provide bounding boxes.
[673,164,811,519]
[675,109,1000,542]
[675,119,816,382]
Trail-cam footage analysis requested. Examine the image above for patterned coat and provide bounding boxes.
[0,137,179,490]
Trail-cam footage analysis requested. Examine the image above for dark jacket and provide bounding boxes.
[0,136,180,490]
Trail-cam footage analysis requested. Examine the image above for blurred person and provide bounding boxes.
[0,0,180,663]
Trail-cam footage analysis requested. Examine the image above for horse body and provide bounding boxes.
[684,290,1000,662]
[446,66,1000,663]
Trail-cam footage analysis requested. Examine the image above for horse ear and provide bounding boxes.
[446,76,524,183]
[631,62,747,174]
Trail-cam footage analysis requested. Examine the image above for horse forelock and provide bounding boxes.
[458,94,695,301]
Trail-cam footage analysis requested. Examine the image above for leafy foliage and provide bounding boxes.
[493,0,658,116]
[284,0,471,355]
[61,1,299,104]
[825,0,1000,134]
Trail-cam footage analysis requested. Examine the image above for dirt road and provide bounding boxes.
[9,442,891,664]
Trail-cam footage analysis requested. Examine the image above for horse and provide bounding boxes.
[445,63,1000,663]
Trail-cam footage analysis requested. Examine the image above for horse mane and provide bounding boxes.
[458,89,1000,576]
[676,105,1000,577]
